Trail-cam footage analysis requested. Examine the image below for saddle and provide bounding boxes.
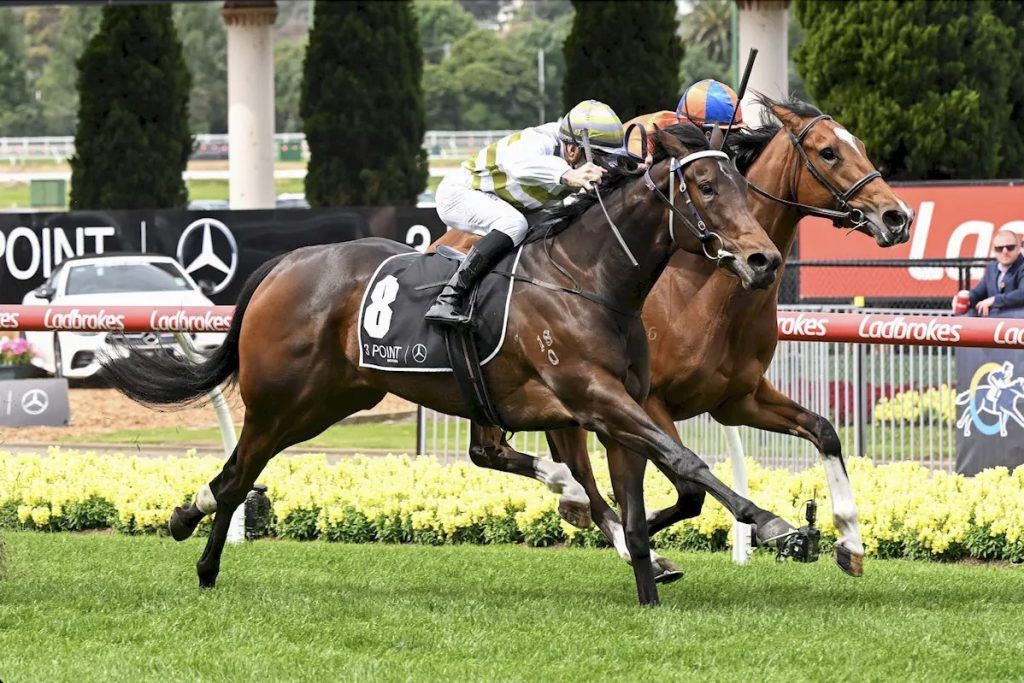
[357,245,526,426]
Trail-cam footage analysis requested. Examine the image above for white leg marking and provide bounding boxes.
[535,460,588,504]
[822,457,864,556]
[196,484,218,514]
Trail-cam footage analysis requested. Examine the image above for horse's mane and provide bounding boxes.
[523,123,711,244]
[726,94,823,174]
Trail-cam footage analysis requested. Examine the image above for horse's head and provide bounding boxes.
[759,96,913,247]
[652,124,780,290]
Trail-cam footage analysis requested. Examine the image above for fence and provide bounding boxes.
[420,309,1024,470]
[0,131,513,164]
[777,258,991,309]
[6,304,1024,475]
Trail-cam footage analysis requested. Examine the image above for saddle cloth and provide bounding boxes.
[357,247,524,372]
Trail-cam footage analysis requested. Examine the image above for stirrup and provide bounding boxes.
[425,301,471,327]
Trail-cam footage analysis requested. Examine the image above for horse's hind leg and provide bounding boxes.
[185,388,386,588]
[468,424,591,527]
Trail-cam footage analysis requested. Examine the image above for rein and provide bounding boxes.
[746,115,881,231]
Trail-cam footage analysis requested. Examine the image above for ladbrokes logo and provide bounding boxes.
[777,313,828,337]
[0,311,19,329]
[149,310,232,333]
[43,308,125,331]
[856,315,962,343]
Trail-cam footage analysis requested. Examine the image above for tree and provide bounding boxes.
[682,0,730,66]
[414,0,474,63]
[424,28,538,129]
[562,0,681,120]
[0,9,38,135]
[990,0,1024,177]
[174,2,227,134]
[301,1,427,206]
[794,0,1014,180]
[275,39,307,133]
[24,6,102,135]
[70,5,192,209]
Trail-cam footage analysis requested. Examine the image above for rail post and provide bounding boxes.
[416,405,426,455]
[725,426,753,564]
[853,342,866,458]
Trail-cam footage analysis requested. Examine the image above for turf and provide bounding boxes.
[0,532,1022,682]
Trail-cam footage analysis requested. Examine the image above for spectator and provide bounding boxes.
[956,230,1024,317]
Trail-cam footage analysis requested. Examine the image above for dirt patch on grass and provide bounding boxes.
[1,387,416,444]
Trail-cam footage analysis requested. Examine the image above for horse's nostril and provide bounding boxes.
[747,252,778,272]
[883,209,907,230]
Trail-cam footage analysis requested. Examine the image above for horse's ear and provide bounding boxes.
[709,126,725,150]
[769,102,804,132]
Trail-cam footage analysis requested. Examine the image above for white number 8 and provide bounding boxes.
[363,275,400,339]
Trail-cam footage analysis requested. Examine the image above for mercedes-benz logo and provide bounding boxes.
[21,388,49,416]
[176,217,238,295]
[412,344,427,363]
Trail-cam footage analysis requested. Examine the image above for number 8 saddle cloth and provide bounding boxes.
[357,245,525,372]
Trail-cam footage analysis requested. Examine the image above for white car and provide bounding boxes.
[22,254,227,378]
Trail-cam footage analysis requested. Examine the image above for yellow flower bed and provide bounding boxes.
[874,385,957,425]
[1,448,1022,561]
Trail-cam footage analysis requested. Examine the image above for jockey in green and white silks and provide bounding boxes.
[426,100,630,327]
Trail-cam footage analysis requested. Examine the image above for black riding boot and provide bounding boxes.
[425,230,515,326]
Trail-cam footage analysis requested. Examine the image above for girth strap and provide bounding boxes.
[491,269,638,318]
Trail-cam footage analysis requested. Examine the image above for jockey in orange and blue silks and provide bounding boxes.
[625,79,745,159]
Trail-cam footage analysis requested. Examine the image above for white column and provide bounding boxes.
[736,0,790,125]
[223,1,277,209]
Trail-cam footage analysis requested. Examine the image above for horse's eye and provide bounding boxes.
[699,182,714,196]
[820,147,838,162]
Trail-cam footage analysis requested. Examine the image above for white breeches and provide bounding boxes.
[435,170,530,246]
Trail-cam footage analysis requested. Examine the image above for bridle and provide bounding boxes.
[746,114,881,232]
[642,150,735,262]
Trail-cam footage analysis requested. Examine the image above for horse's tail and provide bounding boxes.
[99,255,284,407]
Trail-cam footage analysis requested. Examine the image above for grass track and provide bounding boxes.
[1,532,1022,681]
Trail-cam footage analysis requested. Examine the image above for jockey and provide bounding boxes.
[426,99,630,326]
[625,78,744,158]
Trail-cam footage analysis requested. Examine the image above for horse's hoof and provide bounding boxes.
[654,569,684,584]
[557,496,593,529]
[198,570,218,589]
[755,517,797,548]
[168,506,203,542]
[835,544,864,577]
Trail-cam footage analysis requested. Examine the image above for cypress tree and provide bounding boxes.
[70,5,191,209]
[794,0,1014,180]
[562,0,681,120]
[302,1,427,206]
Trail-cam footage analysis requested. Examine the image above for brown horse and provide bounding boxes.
[102,124,791,605]
[433,97,913,594]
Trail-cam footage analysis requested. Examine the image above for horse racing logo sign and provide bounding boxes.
[954,347,1024,476]
[955,361,1024,437]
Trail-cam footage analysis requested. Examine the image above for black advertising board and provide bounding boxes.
[0,207,447,304]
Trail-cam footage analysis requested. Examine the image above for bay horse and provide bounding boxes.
[102,124,791,605]
[432,97,913,596]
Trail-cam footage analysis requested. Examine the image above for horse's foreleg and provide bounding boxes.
[712,378,864,577]
[547,428,683,584]
[605,439,659,606]
[572,377,797,552]
[635,396,708,537]
[468,424,591,527]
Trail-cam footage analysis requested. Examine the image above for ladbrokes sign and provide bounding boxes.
[799,182,1024,298]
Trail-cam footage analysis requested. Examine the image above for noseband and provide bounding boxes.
[747,114,881,231]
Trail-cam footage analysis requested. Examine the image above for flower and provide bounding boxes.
[0,336,35,366]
